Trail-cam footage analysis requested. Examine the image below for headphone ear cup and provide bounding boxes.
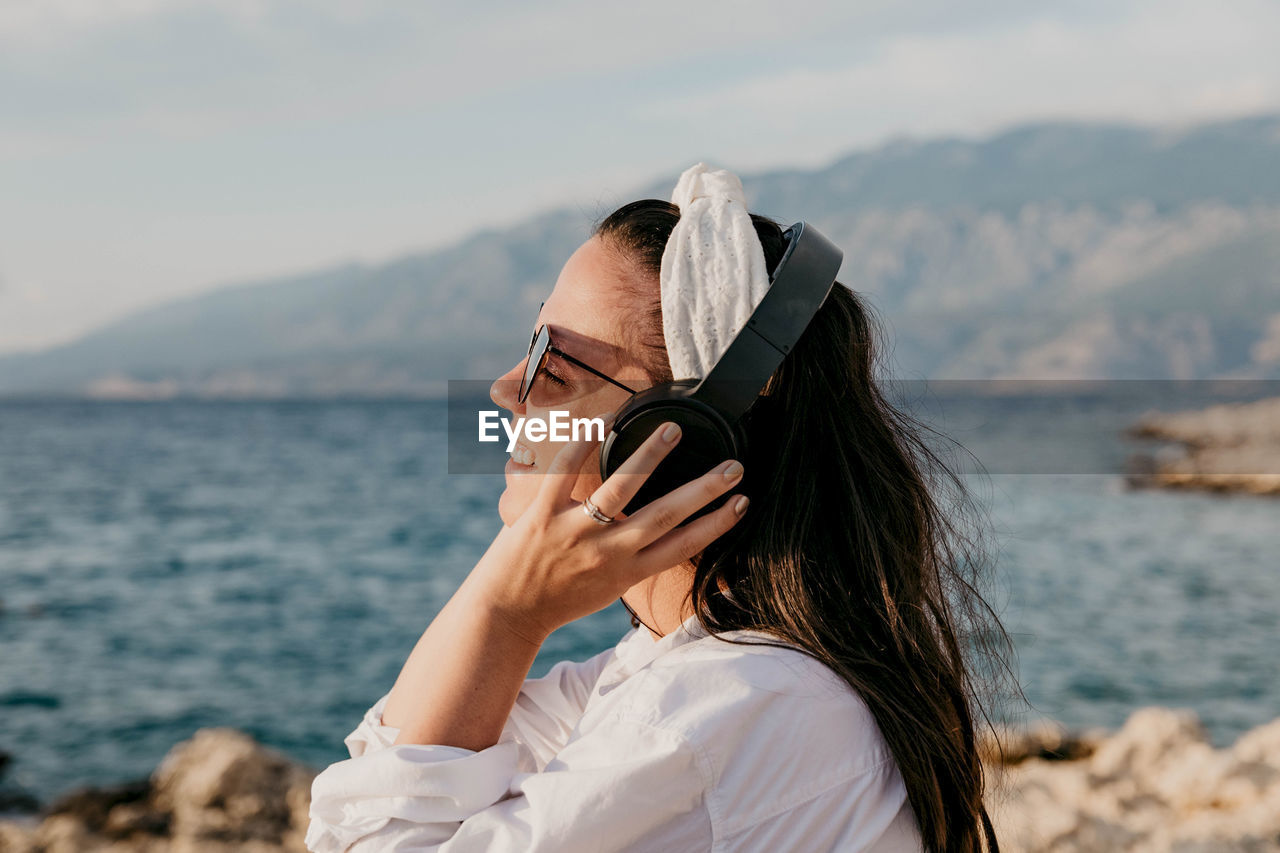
[601,385,743,521]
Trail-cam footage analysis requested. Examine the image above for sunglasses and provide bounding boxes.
[518,302,638,404]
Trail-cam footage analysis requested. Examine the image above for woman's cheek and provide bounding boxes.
[571,458,604,504]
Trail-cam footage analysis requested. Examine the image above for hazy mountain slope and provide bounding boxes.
[2,115,1278,396]
[0,210,589,396]
[748,115,1280,218]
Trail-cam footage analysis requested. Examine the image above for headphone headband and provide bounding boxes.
[599,220,844,522]
[690,221,844,420]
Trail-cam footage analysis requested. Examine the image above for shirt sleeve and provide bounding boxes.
[495,646,617,769]
[339,645,617,766]
[305,713,712,853]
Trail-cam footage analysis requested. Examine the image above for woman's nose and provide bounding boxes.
[490,360,526,413]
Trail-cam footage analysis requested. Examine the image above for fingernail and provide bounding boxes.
[722,460,743,480]
[662,422,680,442]
[733,495,749,515]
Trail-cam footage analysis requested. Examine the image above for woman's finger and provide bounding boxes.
[628,493,749,581]
[587,421,682,519]
[617,458,744,549]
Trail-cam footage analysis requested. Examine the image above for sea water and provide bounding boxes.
[0,396,1277,805]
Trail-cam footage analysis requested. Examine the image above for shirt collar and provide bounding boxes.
[597,613,709,695]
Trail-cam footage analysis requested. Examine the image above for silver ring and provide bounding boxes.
[582,496,615,525]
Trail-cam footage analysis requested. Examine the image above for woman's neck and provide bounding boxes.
[622,563,695,640]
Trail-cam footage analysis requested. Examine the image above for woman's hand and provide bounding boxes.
[466,421,748,645]
[382,421,745,749]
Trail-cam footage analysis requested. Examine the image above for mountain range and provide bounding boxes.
[3,114,1279,398]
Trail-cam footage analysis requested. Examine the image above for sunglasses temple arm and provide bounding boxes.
[556,350,637,395]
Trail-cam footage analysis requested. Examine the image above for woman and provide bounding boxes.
[306,164,1010,852]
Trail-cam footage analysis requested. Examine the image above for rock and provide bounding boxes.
[0,820,37,853]
[32,814,94,853]
[150,727,314,848]
[979,719,1104,766]
[989,707,1280,851]
[103,802,172,838]
[1127,397,1280,495]
[1129,398,1280,446]
[0,728,316,852]
[45,778,152,836]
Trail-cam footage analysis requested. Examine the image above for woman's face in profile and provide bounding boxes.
[490,235,652,527]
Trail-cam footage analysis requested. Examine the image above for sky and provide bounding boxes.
[1,0,1278,354]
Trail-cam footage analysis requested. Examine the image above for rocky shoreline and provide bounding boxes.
[1126,396,1280,495]
[0,729,313,853]
[987,709,1280,851]
[2,707,1278,852]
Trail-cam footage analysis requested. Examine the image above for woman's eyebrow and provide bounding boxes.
[546,324,620,368]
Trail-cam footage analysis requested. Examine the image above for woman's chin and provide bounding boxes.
[497,478,537,527]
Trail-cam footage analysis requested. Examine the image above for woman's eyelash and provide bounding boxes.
[543,365,568,386]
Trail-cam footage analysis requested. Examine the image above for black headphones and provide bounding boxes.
[599,221,844,520]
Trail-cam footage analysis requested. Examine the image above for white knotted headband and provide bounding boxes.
[660,162,770,381]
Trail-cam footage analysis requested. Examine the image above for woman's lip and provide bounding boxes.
[505,456,535,473]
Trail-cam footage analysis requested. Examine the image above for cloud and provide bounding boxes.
[1,0,1277,353]
[632,0,1280,164]
[0,0,273,44]
[0,0,1077,147]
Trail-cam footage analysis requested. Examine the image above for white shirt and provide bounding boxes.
[305,614,922,852]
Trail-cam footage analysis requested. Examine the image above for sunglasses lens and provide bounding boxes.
[519,325,549,403]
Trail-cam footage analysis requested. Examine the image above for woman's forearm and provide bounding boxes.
[381,571,544,751]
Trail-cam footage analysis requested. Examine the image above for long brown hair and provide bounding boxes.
[594,200,1013,852]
